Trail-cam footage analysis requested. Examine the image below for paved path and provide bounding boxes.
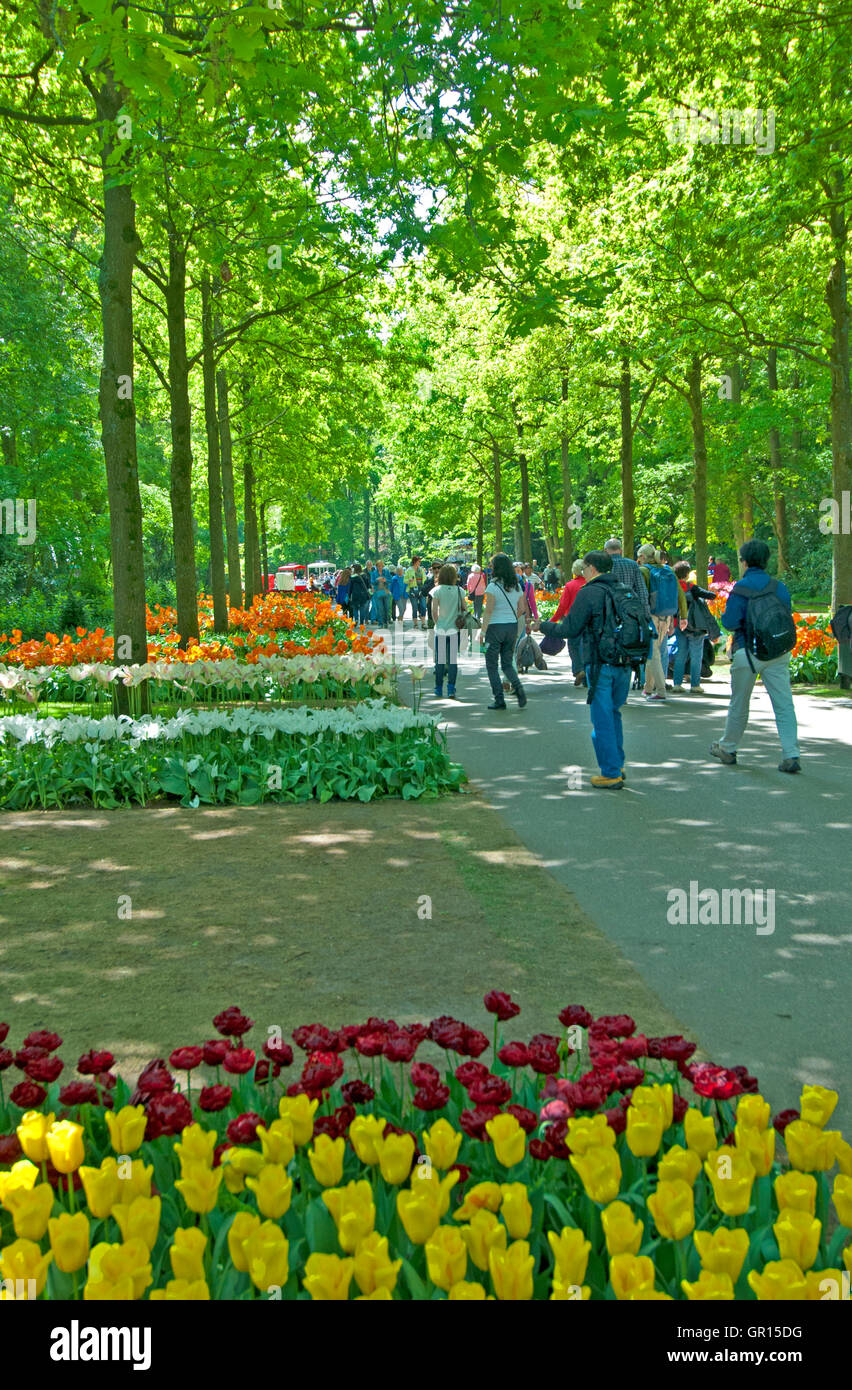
[393,629,852,1134]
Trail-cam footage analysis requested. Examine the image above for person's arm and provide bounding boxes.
[677,583,688,624]
[693,585,716,602]
[721,589,745,632]
[527,583,539,620]
[480,591,495,637]
[552,582,573,622]
[540,585,591,640]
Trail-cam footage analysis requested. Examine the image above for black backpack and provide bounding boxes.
[830,605,852,651]
[687,595,720,640]
[349,574,368,606]
[733,578,796,663]
[597,582,655,667]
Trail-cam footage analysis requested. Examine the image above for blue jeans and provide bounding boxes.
[410,592,426,620]
[588,663,631,778]
[373,593,391,626]
[485,623,522,701]
[673,630,706,687]
[354,602,371,626]
[434,631,459,691]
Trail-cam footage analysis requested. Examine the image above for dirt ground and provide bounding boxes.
[0,792,700,1076]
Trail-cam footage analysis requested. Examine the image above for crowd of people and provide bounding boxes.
[325,540,801,788]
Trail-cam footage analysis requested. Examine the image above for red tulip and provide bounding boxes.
[558,1005,592,1029]
[222,1048,256,1076]
[498,1042,530,1068]
[0,1048,13,1071]
[23,1054,63,1084]
[383,1031,419,1063]
[483,990,521,1021]
[212,1007,254,1039]
[202,1039,229,1067]
[23,1030,63,1052]
[199,1085,232,1113]
[0,1132,22,1162]
[505,1104,537,1134]
[413,1084,451,1111]
[411,1063,440,1089]
[458,1105,501,1140]
[292,1023,338,1053]
[227,1112,262,1145]
[135,1059,175,1095]
[9,1081,46,1107]
[145,1091,192,1139]
[59,1081,102,1107]
[454,1061,490,1090]
[459,1027,489,1059]
[169,1046,204,1071]
[772,1108,800,1136]
[263,1040,294,1066]
[77,1050,115,1074]
[468,1075,512,1107]
[342,1079,375,1105]
[0,1022,9,1044]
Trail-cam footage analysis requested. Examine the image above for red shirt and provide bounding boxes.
[552,576,585,621]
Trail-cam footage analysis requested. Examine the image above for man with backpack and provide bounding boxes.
[536,550,653,789]
[710,539,800,773]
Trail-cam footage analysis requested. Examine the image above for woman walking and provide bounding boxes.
[431,564,468,699]
[466,562,487,620]
[480,553,529,710]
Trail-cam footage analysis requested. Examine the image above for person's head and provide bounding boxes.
[604,537,623,555]
[637,543,656,564]
[492,552,520,588]
[708,555,716,565]
[340,568,351,583]
[471,562,481,573]
[654,548,666,565]
[583,550,613,579]
[396,566,403,576]
[524,562,532,574]
[432,561,441,574]
[353,562,362,574]
[411,555,420,565]
[740,538,770,570]
[571,557,585,578]
[673,560,691,579]
[438,563,457,585]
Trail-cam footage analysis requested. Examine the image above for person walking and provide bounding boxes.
[423,562,443,629]
[372,570,392,627]
[431,564,468,699]
[551,558,587,685]
[710,539,800,773]
[389,566,407,623]
[605,537,652,691]
[536,550,636,789]
[404,556,426,628]
[466,562,488,620]
[348,563,372,629]
[480,553,529,710]
[671,562,717,693]
[335,566,352,616]
[636,544,687,701]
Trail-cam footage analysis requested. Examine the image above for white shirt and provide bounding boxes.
[485,580,522,623]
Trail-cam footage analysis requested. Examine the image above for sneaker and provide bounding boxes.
[710,742,737,765]
[644,693,666,702]
[514,687,527,708]
[671,685,685,693]
[434,688,443,699]
[778,758,801,774]
[487,700,507,710]
[621,767,626,782]
[689,686,704,694]
[591,775,624,790]
[447,687,456,699]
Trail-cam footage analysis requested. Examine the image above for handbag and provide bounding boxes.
[453,587,480,632]
[539,632,565,656]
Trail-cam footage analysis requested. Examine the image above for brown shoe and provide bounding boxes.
[591,775,624,790]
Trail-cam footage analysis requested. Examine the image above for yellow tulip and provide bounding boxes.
[396,1188,442,1245]
[454,1182,503,1221]
[630,1083,673,1129]
[658,1146,702,1187]
[173,1123,217,1169]
[783,1120,840,1173]
[221,1147,265,1177]
[323,1180,375,1253]
[79,1162,121,1220]
[565,1114,615,1154]
[227,1212,262,1272]
[774,1171,817,1215]
[609,1252,656,1300]
[626,1105,664,1158]
[170,1227,207,1282]
[799,1084,838,1129]
[489,1239,534,1300]
[349,1115,387,1166]
[256,1118,295,1168]
[0,1238,52,1295]
[0,1159,39,1205]
[804,1268,845,1301]
[684,1108,717,1160]
[773,1209,821,1270]
[570,1146,622,1204]
[747,1259,807,1300]
[175,1162,223,1214]
[48,1212,90,1273]
[835,1137,852,1177]
[448,1280,489,1300]
[693,1228,750,1282]
[425,1225,469,1290]
[303,1252,353,1300]
[278,1094,318,1146]
[149,1279,210,1300]
[308,1134,345,1188]
[3,1183,55,1240]
[246,1165,293,1221]
[681,1271,735,1300]
[735,1123,775,1177]
[16,1111,56,1163]
[499,1183,532,1240]
[832,1174,852,1227]
[356,1287,393,1300]
[461,1209,508,1271]
[647,1180,695,1240]
[45,1120,85,1174]
[485,1113,525,1168]
[735,1094,771,1132]
[113,1196,161,1252]
[84,1276,135,1300]
[113,1158,153,1204]
[422,1119,462,1171]
[377,1132,415,1185]
[352,1231,401,1295]
[86,1238,151,1299]
[551,1276,591,1300]
[105,1106,148,1156]
[601,1200,643,1257]
[245,1222,290,1290]
[548,1226,591,1286]
[704,1147,756,1216]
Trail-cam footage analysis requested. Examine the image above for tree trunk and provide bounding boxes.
[165,231,199,646]
[476,492,484,565]
[387,509,395,556]
[260,501,269,595]
[561,374,574,572]
[492,442,502,550]
[513,515,523,557]
[216,366,241,608]
[363,490,370,559]
[620,355,635,557]
[767,348,790,577]
[201,276,228,632]
[686,356,709,586]
[373,507,379,556]
[94,78,148,710]
[0,427,16,469]
[241,387,259,603]
[516,422,532,560]
[826,197,852,608]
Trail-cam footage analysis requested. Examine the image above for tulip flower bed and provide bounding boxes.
[0,702,463,808]
[1,1001,849,1300]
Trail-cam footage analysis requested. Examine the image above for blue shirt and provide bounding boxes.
[389,574,406,600]
[722,569,792,651]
